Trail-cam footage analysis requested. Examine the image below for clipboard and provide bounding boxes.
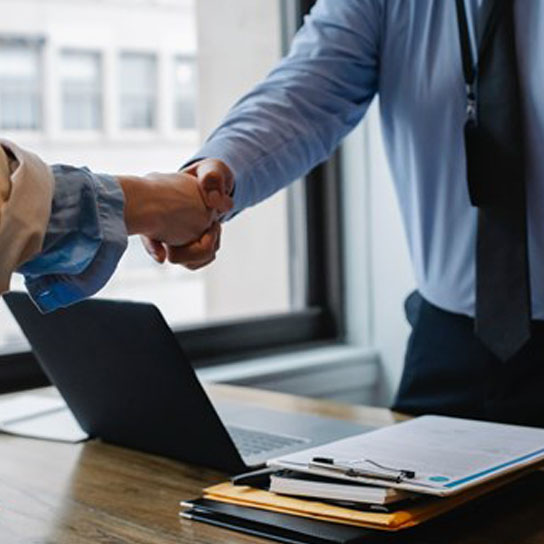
[267,415,544,496]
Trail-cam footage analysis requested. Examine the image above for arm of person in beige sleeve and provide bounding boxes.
[0,140,227,313]
[0,140,54,295]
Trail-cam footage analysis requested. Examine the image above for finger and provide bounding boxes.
[195,160,235,211]
[166,223,221,265]
[140,236,166,263]
[218,195,235,216]
[185,223,222,269]
[208,195,234,222]
[207,192,234,215]
[185,254,217,271]
[147,239,167,263]
[215,225,222,252]
[167,237,216,266]
[194,159,234,193]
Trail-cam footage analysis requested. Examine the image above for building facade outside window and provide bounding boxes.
[0,0,293,356]
[119,52,157,130]
[174,56,197,130]
[0,39,42,130]
[60,50,102,131]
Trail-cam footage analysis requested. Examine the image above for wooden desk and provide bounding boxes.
[0,384,543,544]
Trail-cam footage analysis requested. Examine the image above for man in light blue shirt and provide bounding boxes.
[151,0,544,425]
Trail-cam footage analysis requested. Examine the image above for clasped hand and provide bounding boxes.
[118,159,234,271]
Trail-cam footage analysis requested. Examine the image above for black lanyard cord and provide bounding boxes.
[455,0,510,122]
[455,0,475,86]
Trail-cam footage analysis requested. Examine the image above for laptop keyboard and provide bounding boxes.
[226,425,308,458]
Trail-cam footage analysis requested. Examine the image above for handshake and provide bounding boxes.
[0,142,231,306]
[117,159,234,271]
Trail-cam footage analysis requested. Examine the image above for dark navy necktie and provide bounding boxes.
[457,0,531,361]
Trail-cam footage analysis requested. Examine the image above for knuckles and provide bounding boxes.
[165,228,219,267]
[185,254,216,271]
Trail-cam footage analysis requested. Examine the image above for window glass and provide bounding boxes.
[0,0,296,354]
[0,41,42,130]
[119,53,157,129]
[61,51,102,130]
[174,57,197,129]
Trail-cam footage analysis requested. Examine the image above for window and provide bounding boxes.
[174,56,197,129]
[60,51,102,130]
[119,52,157,129]
[0,0,343,391]
[0,39,42,130]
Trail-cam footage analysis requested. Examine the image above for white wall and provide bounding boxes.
[366,102,415,404]
[343,101,416,405]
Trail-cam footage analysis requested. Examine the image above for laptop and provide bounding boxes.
[4,292,370,473]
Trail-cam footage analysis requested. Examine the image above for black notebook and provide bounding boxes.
[180,498,388,544]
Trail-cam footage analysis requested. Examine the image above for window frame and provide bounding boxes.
[0,0,346,393]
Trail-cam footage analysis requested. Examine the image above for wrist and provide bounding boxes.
[116,175,159,236]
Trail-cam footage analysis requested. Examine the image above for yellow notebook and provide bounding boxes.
[203,466,539,531]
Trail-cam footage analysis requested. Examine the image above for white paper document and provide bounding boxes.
[0,395,88,443]
[268,415,544,496]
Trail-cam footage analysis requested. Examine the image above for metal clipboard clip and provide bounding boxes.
[309,456,416,484]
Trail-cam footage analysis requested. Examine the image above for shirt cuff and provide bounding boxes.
[20,169,127,313]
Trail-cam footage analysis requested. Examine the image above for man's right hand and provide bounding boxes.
[140,158,234,269]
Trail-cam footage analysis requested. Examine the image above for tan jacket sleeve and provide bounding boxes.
[0,140,55,294]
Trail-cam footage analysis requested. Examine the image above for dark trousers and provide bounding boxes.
[392,291,544,427]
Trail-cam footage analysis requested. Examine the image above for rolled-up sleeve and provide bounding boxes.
[19,166,128,313]
[191,0,381,217]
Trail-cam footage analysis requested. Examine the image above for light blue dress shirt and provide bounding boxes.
[194,0,544,319]
[19,166,127,312]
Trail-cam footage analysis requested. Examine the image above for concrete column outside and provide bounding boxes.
[195,0,291,321]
